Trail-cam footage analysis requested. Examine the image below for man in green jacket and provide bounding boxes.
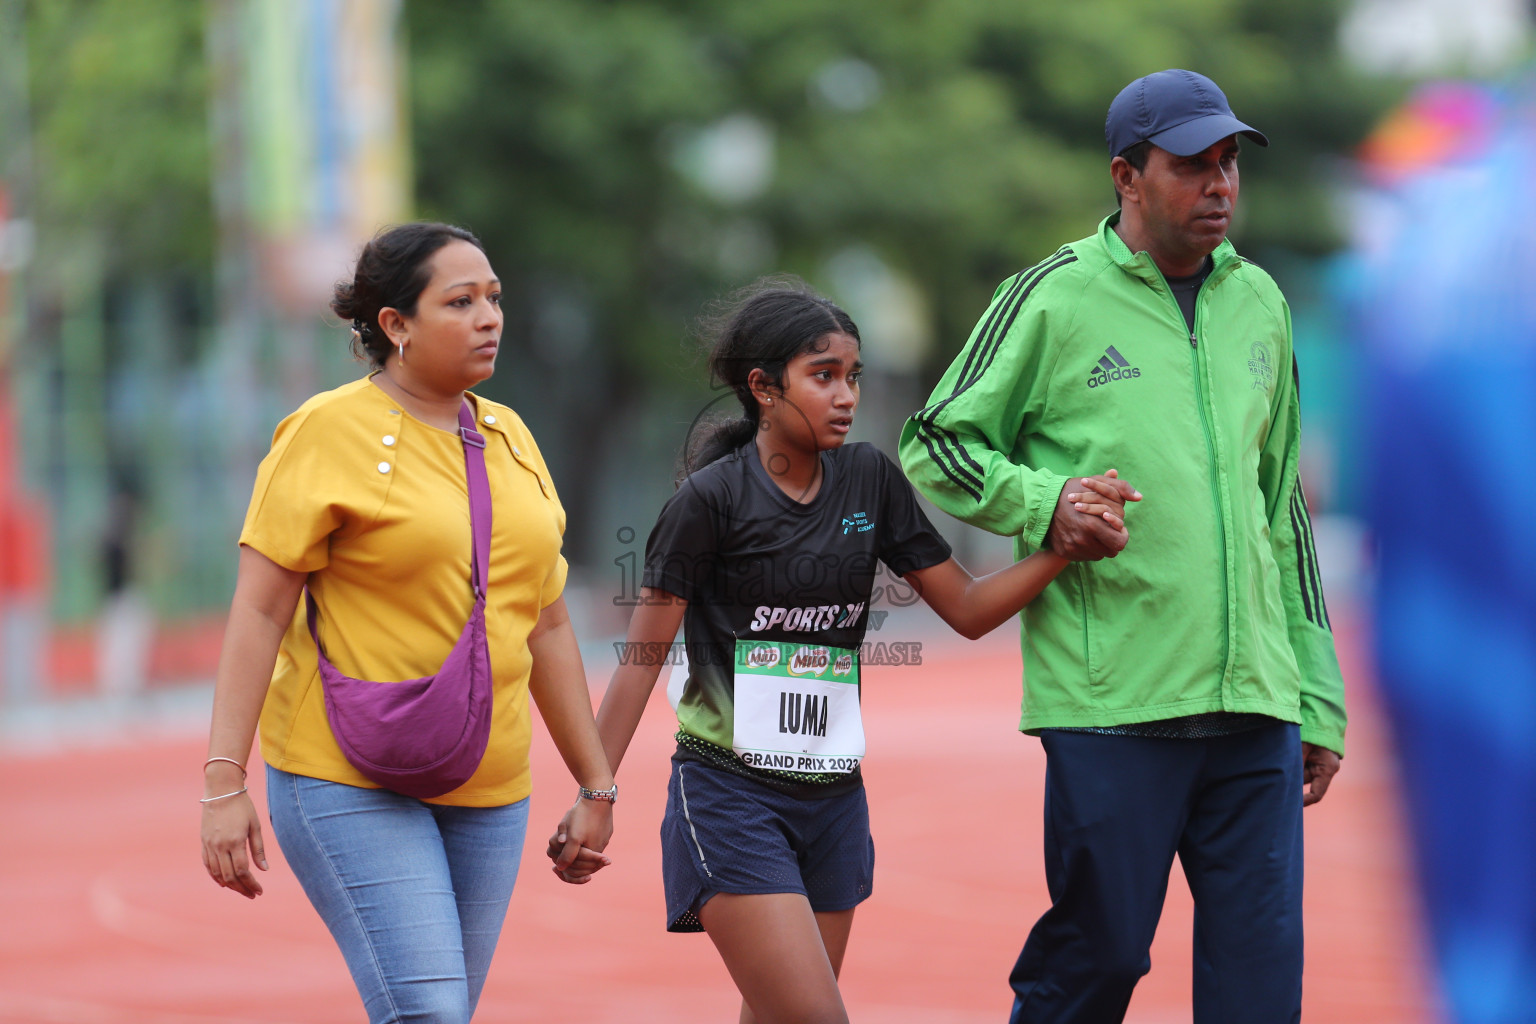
[899,69,1345,1023]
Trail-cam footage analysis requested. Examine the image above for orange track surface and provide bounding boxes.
[0,609,1440,1023]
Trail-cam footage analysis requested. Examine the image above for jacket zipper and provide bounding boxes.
[1188,308,1230,690]
[1157,270,1232,689]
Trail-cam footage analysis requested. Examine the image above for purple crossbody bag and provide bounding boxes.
[306,401,494,799]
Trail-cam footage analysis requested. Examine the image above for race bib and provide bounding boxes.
[732,640,864,775]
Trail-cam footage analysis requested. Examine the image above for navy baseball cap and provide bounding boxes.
[1105,69,1268,158]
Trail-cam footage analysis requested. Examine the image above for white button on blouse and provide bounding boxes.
[378,462,391,474]
[382,435,396,447]
[483,414,497,425]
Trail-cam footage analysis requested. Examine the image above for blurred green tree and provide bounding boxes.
[406,0,1395,557]
[18,0,215,620]
[25,0,212,283]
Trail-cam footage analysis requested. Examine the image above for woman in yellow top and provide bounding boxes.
[199,222,615,1023]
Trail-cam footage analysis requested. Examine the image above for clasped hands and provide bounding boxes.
[545,799,614,885]
[1045,468,1142,560]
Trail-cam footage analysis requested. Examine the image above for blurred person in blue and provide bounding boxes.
[900,70,1346,1023]
[1356,82,1536,1024]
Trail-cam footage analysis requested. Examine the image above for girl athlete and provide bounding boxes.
[551,280,1136,1023]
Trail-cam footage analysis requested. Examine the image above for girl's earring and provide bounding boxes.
[396,340,405,365]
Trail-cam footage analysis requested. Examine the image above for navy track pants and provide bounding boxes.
[1008,721,1304,1024]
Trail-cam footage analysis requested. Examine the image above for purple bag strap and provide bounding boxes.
[457,399,492,599]
[306,398,493,646]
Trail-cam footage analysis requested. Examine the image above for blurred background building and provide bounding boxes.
[0,1,1532,1020]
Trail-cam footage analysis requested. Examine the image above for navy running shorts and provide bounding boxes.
[660,756,875,932]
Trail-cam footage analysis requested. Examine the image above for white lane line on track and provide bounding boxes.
[88,875,330,957]
[89,875,220,958]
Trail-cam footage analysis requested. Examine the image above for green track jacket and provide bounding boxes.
[899,214,1346,755]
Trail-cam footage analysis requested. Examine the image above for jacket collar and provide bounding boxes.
[1097,211,1239,286]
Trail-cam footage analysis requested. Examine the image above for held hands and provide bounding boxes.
[1302,742,1342,806]
[1044,469,1143,561]
[545,798,614,884]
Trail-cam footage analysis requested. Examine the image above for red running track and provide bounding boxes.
[0,608,1440,1023]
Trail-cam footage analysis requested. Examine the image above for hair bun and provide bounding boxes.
[331,222,483,369]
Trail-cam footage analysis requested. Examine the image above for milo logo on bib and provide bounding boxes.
[787,646,830,676]
[743,644,781,670]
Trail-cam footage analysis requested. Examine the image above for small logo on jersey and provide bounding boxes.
[1248,341,1274,391]
[841,511,873,535]
[743,645,781,670]
[832,654,854,676]
[787,646,831,677]
[1086,346,1141,388]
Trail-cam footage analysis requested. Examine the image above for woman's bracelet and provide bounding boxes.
[200,786,249,804]
[204,756,247,777]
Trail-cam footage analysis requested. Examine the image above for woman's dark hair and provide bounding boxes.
[332,222,484,368]
[683,276,860,477]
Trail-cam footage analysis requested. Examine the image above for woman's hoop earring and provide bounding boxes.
[396,340,405,365]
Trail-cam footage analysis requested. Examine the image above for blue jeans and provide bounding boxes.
[266,766,529,1024]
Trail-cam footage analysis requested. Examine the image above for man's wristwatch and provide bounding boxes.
[578,783,618,804]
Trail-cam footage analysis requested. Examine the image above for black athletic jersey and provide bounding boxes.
[643,441,952,796]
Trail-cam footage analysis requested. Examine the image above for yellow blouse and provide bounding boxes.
[239,377,567,806]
